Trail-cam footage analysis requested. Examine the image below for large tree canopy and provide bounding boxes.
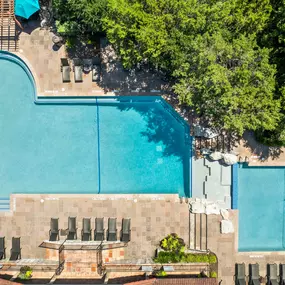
[254,0,285,145]
[53,0,107,35]
[103,0,280,135]
[52,0,285,144]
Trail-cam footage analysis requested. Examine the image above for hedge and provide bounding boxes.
[154,251,217,264]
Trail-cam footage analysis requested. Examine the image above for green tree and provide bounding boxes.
[103,0,280,134]
[53,0,107,36]
[173,33,280,134]
[254,0,285,145]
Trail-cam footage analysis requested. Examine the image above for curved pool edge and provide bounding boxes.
[0,51,38,101]
[0,51,192,198]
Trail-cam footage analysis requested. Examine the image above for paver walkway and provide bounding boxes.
[0,194,189,264]
[16,28,104,97]
[14,26,166,97]
[233,131,285,166]
[207,210,285,284]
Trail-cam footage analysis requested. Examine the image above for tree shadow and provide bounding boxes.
[63,34,106,60]
[195,130,240,155]
[112,98,192,196]
[97,45,171,94]
[114,98,190,161]
[65,40,100,59]
[63,40,171,93]
[242,130,283,160]
[99,61,170,94]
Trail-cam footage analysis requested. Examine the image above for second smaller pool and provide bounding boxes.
[238,164,285,251]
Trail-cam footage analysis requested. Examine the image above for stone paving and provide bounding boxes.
[0,194,189,278]
[207,210,285,285]
[1,195,285,283]
[233,131,285,166]
[14,24,166,97]
[16,28,104,97]
[3,18,285,285]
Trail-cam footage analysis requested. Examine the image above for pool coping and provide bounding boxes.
[5,193,182,214]
[234,164,285,252]
[231,163,238,209]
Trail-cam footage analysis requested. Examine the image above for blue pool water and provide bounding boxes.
[0,53,191,198]
[238,164,285,251]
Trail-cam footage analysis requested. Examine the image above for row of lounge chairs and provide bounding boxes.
[61,58,101,83]
[235,263,285,285]
[50,217,131,243]
[0,237,21,261]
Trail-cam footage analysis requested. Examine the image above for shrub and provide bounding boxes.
[156,270,167,277]
[154,251,182,263]
[154,252,217,264]
[208,254,217,264]
[160,233,185,253]
[19,266,32,280]
[65,38,76,49]
[210,271,218,278]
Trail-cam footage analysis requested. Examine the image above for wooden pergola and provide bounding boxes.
[0,0,18,51]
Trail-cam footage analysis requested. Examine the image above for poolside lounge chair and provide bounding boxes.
[267,264,278,285]
[107,218,117,241]
[49,218,59,241]
[67,217,77,240]
[73,58,83,82]
[81,218,91,241]
[121,218,131,242]
[280,264,285,285]
[0,237,5,259]
[61,58,71,83]
[10,237,21,261]
[249,263,260,285]
[235,263,246,285]
[94,218,104,241]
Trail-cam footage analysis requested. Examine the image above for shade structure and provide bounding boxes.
[15,0,40,19]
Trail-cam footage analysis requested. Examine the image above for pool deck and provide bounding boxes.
[14,26,166,97]
[2,20,285,284]
[16,25,285,167]
[1,196,285,284]
[0,194,189,278]
[207,211,285,285]
[233,131,285,166]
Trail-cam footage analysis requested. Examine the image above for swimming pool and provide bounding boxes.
[237,164,285,251]
[0,52,191,198]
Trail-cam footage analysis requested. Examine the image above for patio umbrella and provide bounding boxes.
[15,0,40,19]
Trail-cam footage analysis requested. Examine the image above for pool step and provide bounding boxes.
[189,213,208,251]
[0,198,10,211]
